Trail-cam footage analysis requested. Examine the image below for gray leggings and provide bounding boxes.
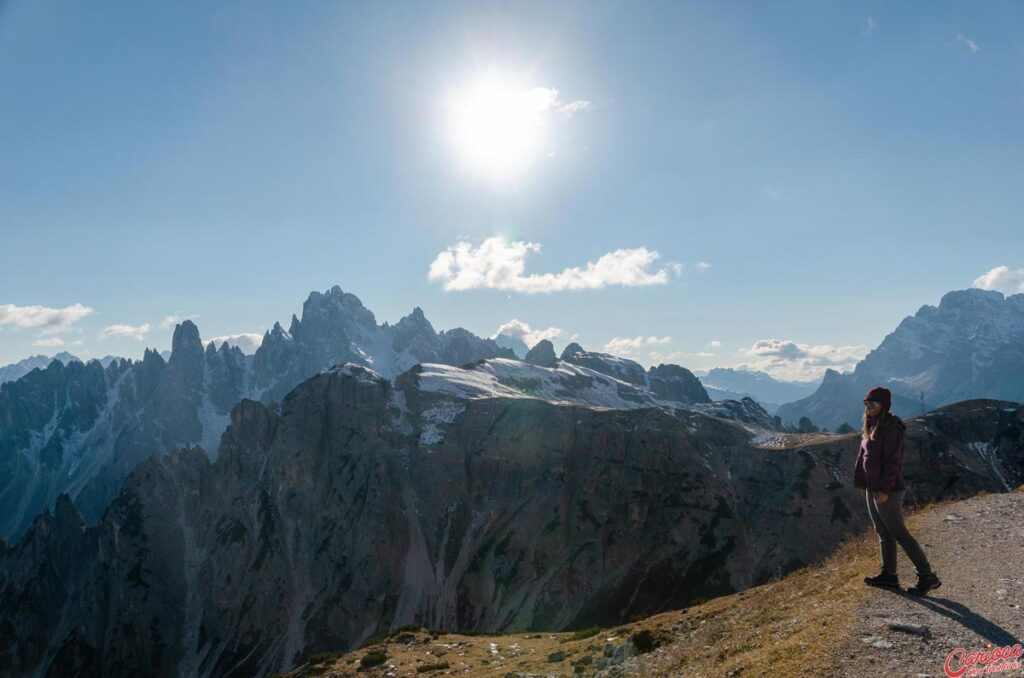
[865,489,933,576]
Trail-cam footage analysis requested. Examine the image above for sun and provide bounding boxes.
[445,73,550,181]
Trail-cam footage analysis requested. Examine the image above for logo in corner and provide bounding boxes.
[944,641,1023,677]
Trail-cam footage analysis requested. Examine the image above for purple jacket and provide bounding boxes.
[853,414,907,493]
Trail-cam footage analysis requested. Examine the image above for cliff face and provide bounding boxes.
[1,364,1020,678]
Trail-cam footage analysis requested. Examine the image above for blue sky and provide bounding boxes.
[1,1,1022,380]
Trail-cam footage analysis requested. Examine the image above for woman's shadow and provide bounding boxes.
[893,590,1021,647]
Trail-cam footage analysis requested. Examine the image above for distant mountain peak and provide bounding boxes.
[170,320,202,359]
[560,342,585,360]
[395,306,434,332]
[938,287,1004,310]
[525,339,557,367]
[267,320,291,340]
[300,286,377,330]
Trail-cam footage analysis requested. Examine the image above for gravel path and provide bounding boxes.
[829,491,1024,677]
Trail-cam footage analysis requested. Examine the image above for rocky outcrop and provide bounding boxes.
[524,339,558,367]
[559,344,710,405]
[560,344,648,386]
[1,363,1020,678]
[647,364,711,405]
[777,288,1024,429]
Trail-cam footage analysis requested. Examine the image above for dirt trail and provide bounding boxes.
[615,490,1024,678]
[827,490,1024,677]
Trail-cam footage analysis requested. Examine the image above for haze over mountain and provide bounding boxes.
[693,368,821,414]
[0,351,80,384]
[776,288,1024,429]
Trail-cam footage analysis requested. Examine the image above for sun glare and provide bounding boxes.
[446,73,550,181]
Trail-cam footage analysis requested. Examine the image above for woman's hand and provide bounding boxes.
[875,491,889,503]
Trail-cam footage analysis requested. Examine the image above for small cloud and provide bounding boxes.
[491,319,563,349]
[524,87,592,118]
[555,98,592,117]
[695,261,711,271]
[99,323,151,341]
[710,340,722,348]
[972,265,1024,293]
[428,236,682,293]
[744,339,807,360]
[865,16,877,35]
[603,335,672,356]
[206,332,263,354]
[32,337,67,347]
[0,302,94,334]
[954,34,980,54]
[160,313,199,329]
[695,351,715,357]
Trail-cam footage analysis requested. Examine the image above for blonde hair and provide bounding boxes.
[861,405,890,440]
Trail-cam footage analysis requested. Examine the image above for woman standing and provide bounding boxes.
[853,386,941,595]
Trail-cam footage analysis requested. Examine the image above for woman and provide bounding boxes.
[853,386,941,595]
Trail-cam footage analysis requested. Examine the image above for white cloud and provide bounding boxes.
[99,323,151,341]
[972,265,1024,293]
[603,335,672,356]
[206,332,263,354]
[32,337,66,347]
[695,261,711,271]
[695,351,715,357]
[0,302,93,334]
[521,86,592,117]
[492,319,563,349]
[865,16,877,35]
[428,236,682,293]
[954,34,980,54]
[736,338,868,380]
[647,350,689,364]
[160,313,199,329]
[710,340,722,348]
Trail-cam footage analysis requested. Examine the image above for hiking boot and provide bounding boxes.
[864,570,900,589]
[906,571,941,596]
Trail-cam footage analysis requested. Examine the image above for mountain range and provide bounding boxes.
[0,351,87,385]
[776,288,1024,429]
[0,287,516,541]
[0,286,744,543]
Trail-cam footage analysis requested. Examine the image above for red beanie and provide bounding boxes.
[864,386,892,410]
